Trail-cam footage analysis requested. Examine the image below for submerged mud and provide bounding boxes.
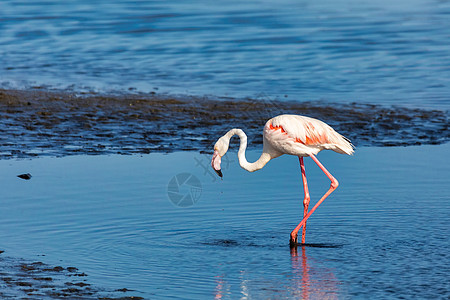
[0,251,142,299]
[0,88,448,159]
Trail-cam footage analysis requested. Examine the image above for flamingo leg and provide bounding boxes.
[299,157,310,244]
[290,154,339,246]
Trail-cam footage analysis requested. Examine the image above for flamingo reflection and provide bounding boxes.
[214,245,341,298]
[290,245,340,299]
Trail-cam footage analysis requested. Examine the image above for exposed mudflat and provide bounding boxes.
[0,88,448,159]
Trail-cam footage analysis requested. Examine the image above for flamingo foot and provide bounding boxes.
[290,233,298,247]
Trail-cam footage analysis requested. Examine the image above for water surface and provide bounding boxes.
[1,0,450,109]
[0,144,448,298]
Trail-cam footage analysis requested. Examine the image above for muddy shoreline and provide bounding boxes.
[0,88,448,159]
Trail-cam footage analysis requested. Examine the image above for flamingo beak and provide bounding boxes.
[211,150,223,178]
[215,169,223,178]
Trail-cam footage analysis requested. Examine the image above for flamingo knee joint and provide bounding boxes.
[331,178,339,189]
[303,195,310,205]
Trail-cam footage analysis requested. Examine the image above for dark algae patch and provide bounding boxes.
[0,251,142,299]
[0,88,448,159]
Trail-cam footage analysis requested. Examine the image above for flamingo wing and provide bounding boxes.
[264,115,354,156]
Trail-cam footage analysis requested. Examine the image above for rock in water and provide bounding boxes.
[17,173,32,180]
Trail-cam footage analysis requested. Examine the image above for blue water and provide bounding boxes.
[0,144,449,298]
[1,0,450,109]
[1,1,450,298]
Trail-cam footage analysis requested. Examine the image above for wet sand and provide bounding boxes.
[1,88,448,159]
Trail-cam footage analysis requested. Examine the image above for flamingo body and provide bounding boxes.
[211,114,354,246]
[264,115,354,157]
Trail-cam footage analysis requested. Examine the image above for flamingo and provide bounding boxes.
[211,114,354,246]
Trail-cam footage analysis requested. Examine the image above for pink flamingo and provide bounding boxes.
[211,114,354,246]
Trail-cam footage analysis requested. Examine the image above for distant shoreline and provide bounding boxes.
[0,88,448,159]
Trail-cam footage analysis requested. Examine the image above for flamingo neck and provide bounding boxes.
[225,129,272,172]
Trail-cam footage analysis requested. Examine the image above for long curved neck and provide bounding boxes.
[225,128,272,172]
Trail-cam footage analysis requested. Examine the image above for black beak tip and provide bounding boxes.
[215,169,223,178]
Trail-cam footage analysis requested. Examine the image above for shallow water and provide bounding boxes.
[1,0,450,109]
[0,144,448,298]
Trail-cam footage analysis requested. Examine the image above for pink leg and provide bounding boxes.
[290,154,339,246]
[299,157,310,244]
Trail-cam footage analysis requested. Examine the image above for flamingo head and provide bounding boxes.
[211,137,229,178]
